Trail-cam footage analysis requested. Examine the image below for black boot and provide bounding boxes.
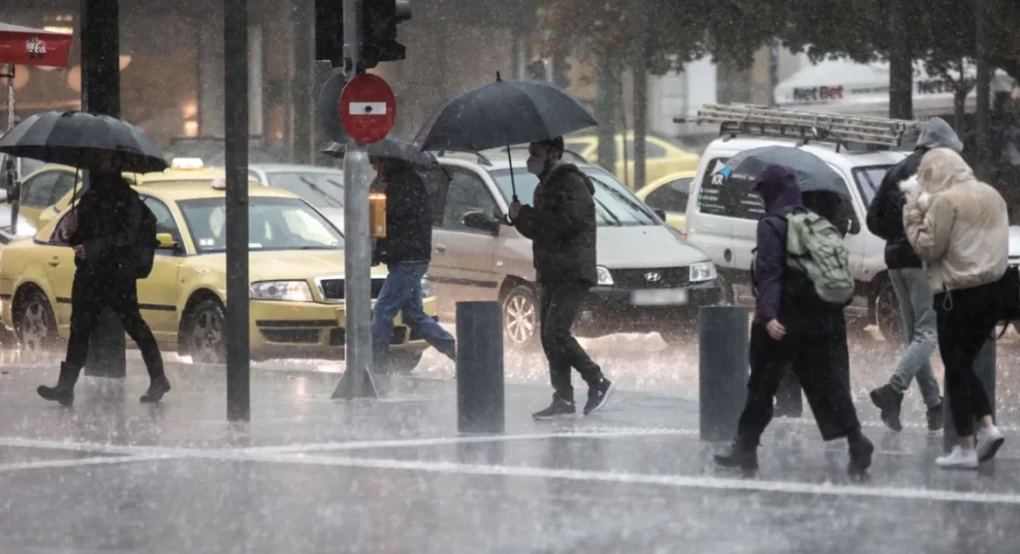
[869,384,904,432]
[847,430,874,477]
[714,437,759,472]
[37,362,81,407]
[140,375,172,403]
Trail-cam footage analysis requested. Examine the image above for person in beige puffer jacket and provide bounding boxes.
[903,147,1008,469]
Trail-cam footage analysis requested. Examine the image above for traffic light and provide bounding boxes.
[315,0,344,66]
[362,0,412,69]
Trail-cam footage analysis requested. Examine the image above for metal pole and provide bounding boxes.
[332,0,378,400]
[80,0,126,379]
[456,302,504,434]
[699,306,750,442]
[975,0,992,181]
[224,0,251,421]
[332,145,378,399]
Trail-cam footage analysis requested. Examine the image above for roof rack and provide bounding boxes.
[683,104,915,149]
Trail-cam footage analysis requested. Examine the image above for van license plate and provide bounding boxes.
[630,289,688,306]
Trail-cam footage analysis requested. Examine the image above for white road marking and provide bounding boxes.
[250,427,698,454]
[250,452,1020,506]
[0,454,170,473]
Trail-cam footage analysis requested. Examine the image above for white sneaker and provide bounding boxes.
[976,425,1005,463]
[936,447,978,470]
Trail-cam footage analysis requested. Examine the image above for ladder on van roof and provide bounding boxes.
[687,104,915,149]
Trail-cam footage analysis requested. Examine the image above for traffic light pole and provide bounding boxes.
[332,0,380,399]
[224,0,251,420]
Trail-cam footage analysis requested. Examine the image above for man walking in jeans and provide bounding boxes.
[370,157,456,371]
[865,118,962,431]
[510,137,614,419]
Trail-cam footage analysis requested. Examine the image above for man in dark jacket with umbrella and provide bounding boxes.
[509,137,614,419]
[714,164,873,475]
[865,118,962,432]
[370,157,456,370]
[37,160,170,406]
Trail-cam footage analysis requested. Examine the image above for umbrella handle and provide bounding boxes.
[505,145,518,202]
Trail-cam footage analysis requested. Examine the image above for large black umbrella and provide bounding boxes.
[0,111,168,173]
[416,73,597,200]
[719,146,849,198]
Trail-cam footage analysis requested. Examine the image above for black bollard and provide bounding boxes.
[699,306,750,442]
[943,337,996,452]
[456,301,505,434]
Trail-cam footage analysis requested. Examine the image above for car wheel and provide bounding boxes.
[14,290,58,353]
[182,298,227,364]
[502,284,540,350]
[875,282,904,344]
[385,351,424,374]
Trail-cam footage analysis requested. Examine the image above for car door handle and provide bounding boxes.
[48,258,60,267]
[435,244,447,254]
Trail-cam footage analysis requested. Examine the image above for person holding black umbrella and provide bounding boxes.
[508,137,614,419]
[369,155,457,370]
[37,152,169,406]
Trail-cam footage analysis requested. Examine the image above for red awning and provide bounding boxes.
[0,22,72,68]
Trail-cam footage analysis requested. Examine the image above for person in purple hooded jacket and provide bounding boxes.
[714,164,873,476]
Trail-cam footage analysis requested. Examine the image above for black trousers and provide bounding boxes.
[65,270,164,378]
[540,280,602,403]
[737,322,860,442]
[935,283,997,437]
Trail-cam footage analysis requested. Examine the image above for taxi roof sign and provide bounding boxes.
[171,157,205,170]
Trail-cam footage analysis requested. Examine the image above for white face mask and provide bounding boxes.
[526,155,546,176]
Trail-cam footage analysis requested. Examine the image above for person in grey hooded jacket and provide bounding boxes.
[865,117,962,433]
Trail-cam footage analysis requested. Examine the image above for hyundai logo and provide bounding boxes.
[644,272,662,283]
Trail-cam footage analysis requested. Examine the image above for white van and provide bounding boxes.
[686,135,907,339]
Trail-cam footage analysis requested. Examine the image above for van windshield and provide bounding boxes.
[852,166,893,205]
[490,166,660,227]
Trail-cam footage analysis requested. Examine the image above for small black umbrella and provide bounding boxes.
[719,146,849,198]
[322,137,437,168]
[0,111,168,173]
[416,73,597,200]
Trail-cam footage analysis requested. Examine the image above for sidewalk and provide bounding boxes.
[0,360,1017,553]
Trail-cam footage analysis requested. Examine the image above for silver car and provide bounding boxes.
[430,150,720,349]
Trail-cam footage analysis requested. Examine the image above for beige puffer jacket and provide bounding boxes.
[903,148,1008,293]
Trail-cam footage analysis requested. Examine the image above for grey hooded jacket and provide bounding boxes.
[865,117,963,269]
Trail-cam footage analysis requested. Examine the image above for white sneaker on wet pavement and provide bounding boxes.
[936,446,978,470]
[976,425,1005,463]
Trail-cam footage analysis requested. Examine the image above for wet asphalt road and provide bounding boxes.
[0,329,1018,553]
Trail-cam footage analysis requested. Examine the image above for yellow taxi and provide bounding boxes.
[563,132,700,187]
[30,160,237,231]
[0,172,434,371]
[635,170,696,232]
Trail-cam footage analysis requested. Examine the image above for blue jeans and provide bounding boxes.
[888,268,941,408]
[371,262,456,364]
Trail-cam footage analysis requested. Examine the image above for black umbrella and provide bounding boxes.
[719,146,849,198]
[416,73,597,200]
[0,111,168,174]
[322,137,437,168]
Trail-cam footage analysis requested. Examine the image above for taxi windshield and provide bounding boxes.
[178,197,344,253]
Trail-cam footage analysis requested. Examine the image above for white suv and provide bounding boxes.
[685,136,908,339]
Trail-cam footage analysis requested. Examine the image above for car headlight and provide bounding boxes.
[421,276,434,298]
[250,281,314,302]
[689,262,717,283]
[597,265,614,286]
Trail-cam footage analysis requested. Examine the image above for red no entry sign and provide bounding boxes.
[339,73,396,144]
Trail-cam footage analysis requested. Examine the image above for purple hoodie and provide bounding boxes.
[753,165,803,324]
